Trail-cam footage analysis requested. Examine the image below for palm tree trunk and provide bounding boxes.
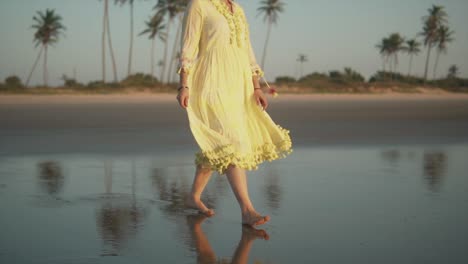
[389,54,394,81]
[127,1,134,77]
[106,7,118,83]
[381,55,385,72]
[394,54,398,74]
[167,15,182,84]
[385,55,390,81]
[300,62,303,79]
[260,16,272,71]
[161,18,172,84]
[380,55,386,81]
[102,0,108,83]
[25,45,44,87]
[151,37,155,83]
[43,44,48,87]
[423,43,433,82]
[433,50,441,80]
[408,53,413,77]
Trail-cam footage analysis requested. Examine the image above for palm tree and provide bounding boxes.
[139,12,167,81]
[420,5,448,81]
[432,25,454,79]
[157,60,164,78]
[99,0,119,83]
[257,0,286,71]
[167,0,188,84]
[387,33,405,76]
[154,0,184,84]
[376,37,391,79]
[404,39,421,76]
[296,54,307,79]
[114,0,148,77]
[447,65,459,79]
[26,9,66,87]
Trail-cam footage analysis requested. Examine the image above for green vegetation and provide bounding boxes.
[4,76,25,89]
[0,73,174,94]
[269,66,468,94]
[274,68,368,93]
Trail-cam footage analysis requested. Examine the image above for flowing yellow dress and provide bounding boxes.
[177,0,293,175]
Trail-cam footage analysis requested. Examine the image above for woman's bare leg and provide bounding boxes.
[225,164,270,226]
[185,164,215,216]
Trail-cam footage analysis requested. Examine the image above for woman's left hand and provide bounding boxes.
[254,89,268,110]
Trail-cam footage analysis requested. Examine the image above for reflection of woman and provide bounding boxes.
[176,0,293,226]
[186,214,269,263]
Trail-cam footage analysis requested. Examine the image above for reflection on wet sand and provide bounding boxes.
[380,148,448,192]
[149,167,229,218]
[185,214,269,264]
[149,166,273,263]
[37,161,64,195]
[262,165,283,213]
[35,160,70,206]
[95,160,150,256]
[2,144,461,263]
[380,149,401,168]
[423,151,447,192]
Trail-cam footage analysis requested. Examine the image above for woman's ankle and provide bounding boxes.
[240,205,256,214]
[187,193,201,201]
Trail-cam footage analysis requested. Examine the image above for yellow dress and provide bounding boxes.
[177,0,293,175]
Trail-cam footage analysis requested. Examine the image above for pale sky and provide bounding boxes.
[1,0,467,86]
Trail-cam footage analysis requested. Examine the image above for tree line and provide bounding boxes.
[21,0,285,88]
[376,5,456,82]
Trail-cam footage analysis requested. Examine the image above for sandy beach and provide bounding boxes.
[2,92,468,104]
[1,92,468,156]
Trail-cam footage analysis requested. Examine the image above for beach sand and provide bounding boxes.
[1,93,468,155]
[2,92,468,104]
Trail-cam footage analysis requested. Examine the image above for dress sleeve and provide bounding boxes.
[242,10,264,78]
[177,0,204,76]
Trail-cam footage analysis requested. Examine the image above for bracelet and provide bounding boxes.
[254,87,261,90]
[177,86,189,91]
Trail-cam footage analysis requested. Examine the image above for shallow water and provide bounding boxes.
[1,144,467,264]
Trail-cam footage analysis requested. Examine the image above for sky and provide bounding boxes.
[0,0,467,86]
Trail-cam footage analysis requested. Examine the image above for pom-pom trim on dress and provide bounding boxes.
[194,124,293,175]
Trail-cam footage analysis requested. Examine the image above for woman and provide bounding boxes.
[176,0,293,226]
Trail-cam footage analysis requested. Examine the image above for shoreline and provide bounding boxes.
[1,92,468,105]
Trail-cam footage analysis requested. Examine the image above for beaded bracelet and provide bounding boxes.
[177,86,189,91]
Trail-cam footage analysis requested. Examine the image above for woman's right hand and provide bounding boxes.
[176,87,189,109]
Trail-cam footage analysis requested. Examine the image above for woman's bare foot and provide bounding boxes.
[241,210,270,226]
[184,195,215,217]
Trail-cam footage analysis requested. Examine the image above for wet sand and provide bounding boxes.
[1,93,468,155]
[1,93,468,263]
